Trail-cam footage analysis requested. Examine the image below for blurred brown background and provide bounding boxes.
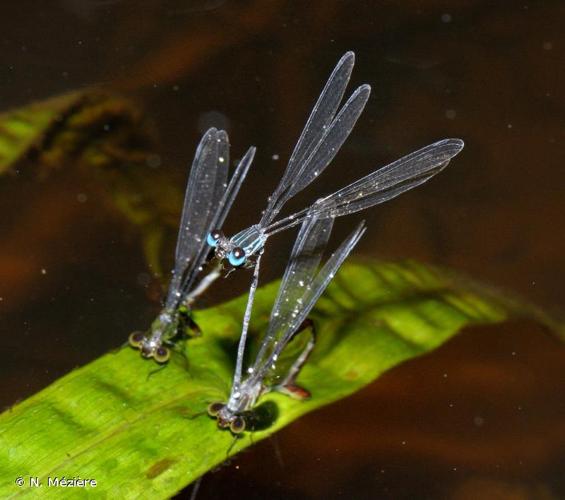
[0,1,563,498]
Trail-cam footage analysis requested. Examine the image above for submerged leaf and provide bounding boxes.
[0,259,560,498]
[0,92,184,278]
[0,91,155,174]
[0,93,82,173]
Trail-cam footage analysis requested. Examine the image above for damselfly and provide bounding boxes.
[207,51,463,269]
[207,212,366,433]
[128,128,254,362]
[206,51,464,384]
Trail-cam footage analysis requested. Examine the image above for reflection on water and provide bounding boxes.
[0,1,564,498]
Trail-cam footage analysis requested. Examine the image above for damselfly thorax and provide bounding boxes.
[208,224,267,268]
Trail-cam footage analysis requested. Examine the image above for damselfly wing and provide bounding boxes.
[205,52,463,383]
[128,128,254,362]
[208,212,366,433]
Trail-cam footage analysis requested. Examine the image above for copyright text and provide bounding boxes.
[15,476,97,488]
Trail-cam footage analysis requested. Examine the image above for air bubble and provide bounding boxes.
[441,13,452,23]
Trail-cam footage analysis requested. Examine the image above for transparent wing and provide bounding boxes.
[213,146,255,230]
[259,52,357,226]
[276,220,365,351]
[312,138,464,218]
[268,84,371,219]
[252,217,366,380]
[177,145,255,299]
[165,128,229,308]
[265,138,464,236]
[253,215,335,369]
[261,326,314,390]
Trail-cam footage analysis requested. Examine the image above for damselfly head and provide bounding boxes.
[153,345,171,363]
[139,342,170,363]
[217,225,265,269]
[227,247,246,267]
[207,402,225,416]
[229,416,246,434]
[206,229,224,248]
[207,229,233,263]
[128,331,145,348]
[207,402,247,434]
[129,331,171,363]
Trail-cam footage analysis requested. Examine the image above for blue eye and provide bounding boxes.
[228,247,246,267]
[207,233,217,247]
[207,229,222,248]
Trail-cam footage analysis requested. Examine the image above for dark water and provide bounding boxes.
[1,1,564,498]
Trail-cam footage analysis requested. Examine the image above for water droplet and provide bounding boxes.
[445,109,456,120]
[146,154,161,168]
[441,13,452,23]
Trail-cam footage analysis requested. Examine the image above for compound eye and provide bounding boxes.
[154,346,170,363]
[207,402,225,417]
[230,416,246,434]
[128,331,145,348]
[207,229,223,248]
[228,247,246,267]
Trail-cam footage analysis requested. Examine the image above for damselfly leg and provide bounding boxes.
[271,318,316,400]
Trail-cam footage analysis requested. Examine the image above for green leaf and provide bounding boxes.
[0,91,156,175]
[0,260,560,498]
[0,93,82,174]
[0,92,186,277]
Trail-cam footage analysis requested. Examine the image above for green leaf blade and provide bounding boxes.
[0,259,554,499]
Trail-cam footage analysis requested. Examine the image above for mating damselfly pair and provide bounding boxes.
[128,51,464,433]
